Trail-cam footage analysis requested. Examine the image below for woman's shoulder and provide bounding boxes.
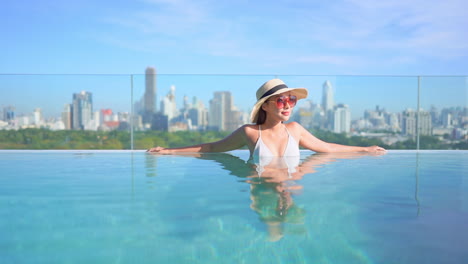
[237,124,260,139]
[285,122,306,138]
[240,124,258,129]
[285,121,304,130]
[241,124,259,133]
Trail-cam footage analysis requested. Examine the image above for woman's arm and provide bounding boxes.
[147,125,248,154]
[293,122,386,153]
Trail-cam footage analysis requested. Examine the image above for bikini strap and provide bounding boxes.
[258,125,262,137]
[283,124,291,135]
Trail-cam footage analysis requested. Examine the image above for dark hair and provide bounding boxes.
[256,108,267,125]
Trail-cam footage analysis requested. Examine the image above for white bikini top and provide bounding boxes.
[253,125,300,158]
[252,125,301,177]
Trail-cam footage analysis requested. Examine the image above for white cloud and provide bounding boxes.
[307,0,468,57]
[295,55,359,66]
[100,0,468,71]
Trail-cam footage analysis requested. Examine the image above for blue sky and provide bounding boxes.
[1,0,467,118]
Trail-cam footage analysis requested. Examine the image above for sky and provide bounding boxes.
[1,0,467,119]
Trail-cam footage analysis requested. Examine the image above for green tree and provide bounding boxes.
[0,128,466,150]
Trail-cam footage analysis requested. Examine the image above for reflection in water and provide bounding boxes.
[246,153,377,241]
[248,156,307,241]
[147,151,384,241]
[414,152,420,216]
[145,153,158,178]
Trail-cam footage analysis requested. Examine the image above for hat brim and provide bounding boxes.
[250,87,308,123]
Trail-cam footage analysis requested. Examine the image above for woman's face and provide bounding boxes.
[262,92,297,122]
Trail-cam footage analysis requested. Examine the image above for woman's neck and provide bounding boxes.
[261,119,284,131]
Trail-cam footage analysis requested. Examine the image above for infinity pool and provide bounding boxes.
[0,150,467,263]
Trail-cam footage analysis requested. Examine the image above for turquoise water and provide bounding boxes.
[0,150,467,264]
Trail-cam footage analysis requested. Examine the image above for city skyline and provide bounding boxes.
[1,72,466,120]
[1,73,466,137]
[1,75,466,121]
[2,76,466,146]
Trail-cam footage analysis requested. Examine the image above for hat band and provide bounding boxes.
[259,84,288,100]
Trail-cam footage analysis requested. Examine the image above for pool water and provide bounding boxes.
[0,150,467,263]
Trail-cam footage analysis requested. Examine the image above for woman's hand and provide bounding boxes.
[146,146,171,153]
[364,145,387,152]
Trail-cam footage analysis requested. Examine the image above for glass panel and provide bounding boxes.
[277,75,419,149]
[419,76,468,149]
[1,74,466,150]
[132,74,277,150]
[0,74,132,149]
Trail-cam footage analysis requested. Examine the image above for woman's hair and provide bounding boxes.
[256,108,267,125]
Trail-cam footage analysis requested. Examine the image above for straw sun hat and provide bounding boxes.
[250,79,308,123]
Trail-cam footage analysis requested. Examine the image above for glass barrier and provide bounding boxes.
[419,76,467,149]
[0,74,132,149]
[0,74,466,150]
[277,75,420,149]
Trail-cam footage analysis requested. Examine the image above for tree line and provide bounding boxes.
[0,128,466,150]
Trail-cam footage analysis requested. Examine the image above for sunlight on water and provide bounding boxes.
[0,150,467,264]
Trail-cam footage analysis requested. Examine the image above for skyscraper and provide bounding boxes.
[209,91,234,131]
[61,104,72,130]
[72,91,93,130]
[322,81,334,112]
[402,109,417,136]
[188,97,208,129]
[33,108,43,126]
[160,85,178,121]
[419,111,433,136]
[402,109,433,136]
[3,106,15,123]
[208,91,243,131]
[144,67,156,113]
[332,104,351,133]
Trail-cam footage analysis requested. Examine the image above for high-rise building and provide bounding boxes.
[188,97,208,129]
[322,81,335,130]
[3,106,15,123]
[387,112,401,132]
[33,108,43,126]
[151,113,169,131]
[72,91,93,130]
[294,100,315,129]
[430,105,440,127]
[441,109,453,128]
[144,67,156,113]
[322,81,334,112]
[161,85,178,121]
[226,107,244,131]
[209,91,234,131]
[142,66,156,125]
[402,109,432,136]
[207,91,243,131]
[332,104,351,133]
[183,95,190,111]
[402,109,417,136]
[62,104,72,130]
[419,110,433,136]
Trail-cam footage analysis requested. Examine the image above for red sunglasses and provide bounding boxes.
[268,95,297,109]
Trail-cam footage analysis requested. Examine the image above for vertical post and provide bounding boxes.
[416,76,420,150]
[130,75,134,150]
[414,151,420,216]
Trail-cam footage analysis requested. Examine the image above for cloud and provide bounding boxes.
[295,55,359,66]
[106,0,208,36]
[304,0,468,57]
[99,0,468,71]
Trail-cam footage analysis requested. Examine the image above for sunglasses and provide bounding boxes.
[268,95,298,109]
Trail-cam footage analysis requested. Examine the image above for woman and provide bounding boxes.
[147,79,386,155]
